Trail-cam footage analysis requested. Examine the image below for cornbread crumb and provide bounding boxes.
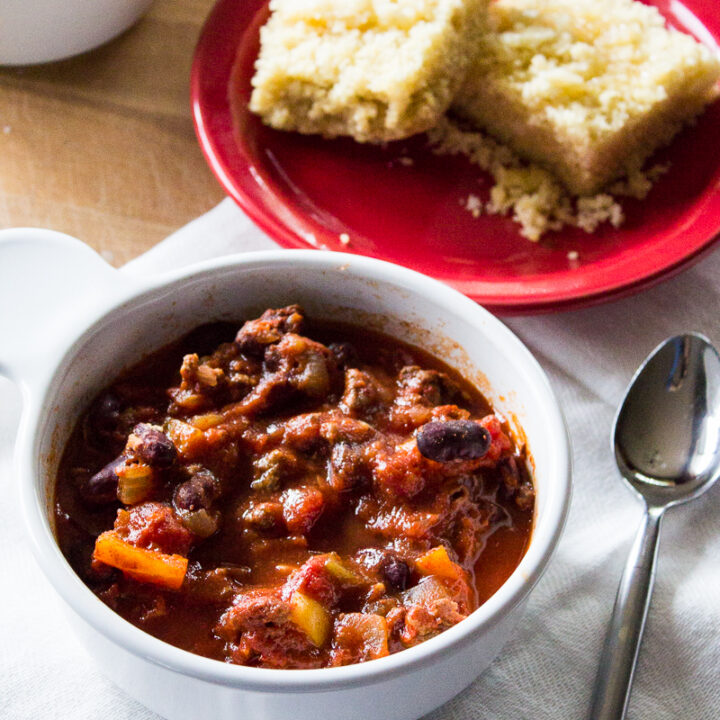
[567,250,579,261]
[464,194,483,218]
[250,0,489,143]
[575,195,624,233]
[429,116,643,241]
[610,164,671,200]
[339,233,351,245]
[454,0,720,195]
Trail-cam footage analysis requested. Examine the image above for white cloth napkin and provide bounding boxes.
[2,197,719,719]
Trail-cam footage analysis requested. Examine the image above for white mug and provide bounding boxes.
[0,0,154,65]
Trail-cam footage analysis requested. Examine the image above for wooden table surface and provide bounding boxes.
[0,0,226,267]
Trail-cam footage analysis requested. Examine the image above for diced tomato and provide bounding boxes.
[283,555,339,607]
[372,441,427,498]
[114,502,193,555]
[281,486,325,535]
[480,415,513,462]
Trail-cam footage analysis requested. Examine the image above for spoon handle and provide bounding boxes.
[589,506,664,720]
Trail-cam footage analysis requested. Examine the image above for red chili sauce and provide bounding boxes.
[54,306,534,669]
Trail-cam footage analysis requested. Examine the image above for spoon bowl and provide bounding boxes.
[590,333,720,720]
[614,333,720,506]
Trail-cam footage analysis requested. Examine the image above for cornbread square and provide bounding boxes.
[250,0,489,143]
[453,0,720,195]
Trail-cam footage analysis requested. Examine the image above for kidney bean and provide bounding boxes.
[80,454,124,504]
[174,467,218,512]
[132,424,177,468]
[416,420,491,462]
[382,556,410,591]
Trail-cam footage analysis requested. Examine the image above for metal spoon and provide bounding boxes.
[589,333,720,720]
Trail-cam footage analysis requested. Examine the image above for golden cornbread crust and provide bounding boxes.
[250,0,489,143]
[454,0,720,195]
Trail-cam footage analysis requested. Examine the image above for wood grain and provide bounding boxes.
[0,0,226,266]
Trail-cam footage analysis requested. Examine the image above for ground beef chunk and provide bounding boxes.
[356,495,440,544]
[242,501,286,535]
[251,447,301,491]
[340,368,391,417]
[168,353,227,412]
[235,305,304,356]
[400,576,468,646]
[396,366,460,408]
[280,411,375,452]
[237,334,336,414]
[265,334,335,398]
[391,366,462,429]
[327,442,370,492]
[216,590,319,668]
[280,412,325,451]
[499,454,535,509]
[371,440,430,498]
[401,599,466,645]
[329,613,389,666]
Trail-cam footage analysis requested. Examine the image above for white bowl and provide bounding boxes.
[0,0,153,66]
[0,228,571,720]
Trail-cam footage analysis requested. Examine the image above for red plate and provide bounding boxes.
[191,0,720,315]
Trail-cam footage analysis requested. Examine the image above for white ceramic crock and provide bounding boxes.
[0,228,571,720]
[0,0,153,66]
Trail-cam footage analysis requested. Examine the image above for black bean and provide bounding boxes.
[80,454,125,504]
[132,424,177,467]
[416,420,491,462]
[328,341,358,368]
[90,392,122,431]
[382,556,410,591]
[174,468,218,512]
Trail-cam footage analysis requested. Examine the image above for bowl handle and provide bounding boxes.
[0,229,138,388]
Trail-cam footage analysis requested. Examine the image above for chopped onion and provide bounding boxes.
[180,508,219,538]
